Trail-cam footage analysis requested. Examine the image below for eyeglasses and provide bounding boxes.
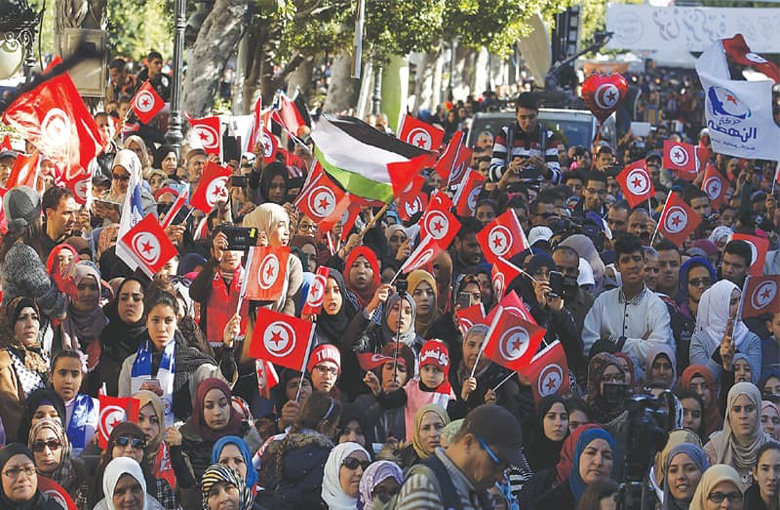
[112,173,130,182]
[341,457,370,471]
[298,223,316,232]
[707,491,743,503]
[602,372,626,383]
[31,439,62,452]
[314,365,339,377]
[476,436,502,466]
[3,465,35,479]
[115,436,146,450]
[688,277,712,287]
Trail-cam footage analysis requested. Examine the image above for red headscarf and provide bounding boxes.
[680,364,722,435]
[555,423,599,484]
[191,378,243,442]
[343,246,381,308]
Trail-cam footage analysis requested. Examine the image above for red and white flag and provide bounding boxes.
[255,359,279,399]
[277,93,308,137]
[420,195,460,249]
[722,34,780,83]
[301,266,330,316]
[453,169,485,216]
[130,81,165,124]
[6,152,39,189]
[457,303,485,335]
[294,171,348,231]
[701,164,727,210]
[476,209,529,264]
[261,125,278,164]
[249,309,314,372]
[730,233,768,276]
[517,340,571,404]
[486,290,536,325]
[388,153,435,197]
[245,246,290,301]
[357,352,395,371]
[481,306,545,373]
[400,235,442,274]
[657,193,702,247]
[0,135,11,151]
[119,213,178,278]
[66,173,92,206]
[398,188,428,222]
[2,57,103,181]
[187,115,222,156]
[247,95,264,147]
[741,275,780,318]
[340,202,362,242]
[160,187,189,230]
[398,115,444,151]
[434,131,463,181]
[190,161,231,213]
[448,144,473,186]
[491,257,522,302]
[663,140,697,174]
[98,395,140,448]
[616,159,654,208]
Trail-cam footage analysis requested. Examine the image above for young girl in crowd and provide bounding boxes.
[49,350,98,457]
[402,339,455,440]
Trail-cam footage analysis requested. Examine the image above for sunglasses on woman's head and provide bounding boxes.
[115,436,146,449]
[341,457,370,471]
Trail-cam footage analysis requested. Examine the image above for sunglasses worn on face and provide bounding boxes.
[116,436,146,449]
[31,439,62,452]
[342,457,370,471]
[707,492,743,503]
[688,278,712,287]
[112,174,130,182]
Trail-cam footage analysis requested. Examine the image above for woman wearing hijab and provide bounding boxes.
[58,264,107,369]
[585,353,629,442]
[523,396,570,472]
[314,270,358,346]
[343,247,382,311]
[681,365,723,436]
[94,456,165,510]
[321,442,371,510]
[384,225,407,259]
[153,145,178,180]
[178,378,258,481]
[646,345,678,389]
[761,400,780,440]
[688,464,744,510]
[124,135,152,175]
[0,298,50,442]
[27,418,88,503]
[530,427,617,508]
[704,382,772,485]
[661,443,709,510]
[690,280,762,384]
[650,429,704,504]
[399,404,450,469]
[0,443,63,510]
[407,270,439,338]
[103,150,155,219]
[202,463,254,510]
[211,436,259,501]
[89,422,176,510]
[258,162,290,204]
[15,388,66,448]
[97,277,147,396]
[431,251,453,314]
[357,460,403,510]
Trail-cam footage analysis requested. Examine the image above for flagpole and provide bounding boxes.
[491,371,515,393]
[295,328,316,402]
[357,203,390,239]
[472,306,503,379]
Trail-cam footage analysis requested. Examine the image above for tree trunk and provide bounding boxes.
[286,55,314,99]
[414,49,438,113]
[322,49,356,113]
[183,0,248,117]
[432,48,444,109]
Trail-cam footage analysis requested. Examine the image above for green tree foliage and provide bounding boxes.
[107,0,174,59]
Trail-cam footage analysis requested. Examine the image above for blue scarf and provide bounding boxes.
[131,339,176,427]
[568,428,617,499]
[67,393,96,455]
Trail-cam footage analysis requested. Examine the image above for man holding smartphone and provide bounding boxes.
[487,92,562,191]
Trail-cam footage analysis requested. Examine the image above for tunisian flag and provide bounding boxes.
[119,214,178,278]
[657,193,702,247]
[663,140,697,174]
[130,81,165,124]
[400,235,442,274]
[701,164,727,210]
[481,306,545,373]
[245,246,290,301]
[2,57,103,181]
[98,395,140,448]
[616,160,654,208]
[741,275,780,318]
[486,290,537,325]
[250,310,314,372]
[420,194,460,249]
[517,340,571,404]
[6,152,40,189]
[491,256,522,302]
[722,34,780,83]
[730,233,768,276]
[434,131,463,181]
[301,266,330,316]
[457,303,485,335]
[398,115,444,151]
[294,171,349,231]
[187,115,222,156]
[190,161,231,213]
[453,169,485,216]
[476,209,529,264]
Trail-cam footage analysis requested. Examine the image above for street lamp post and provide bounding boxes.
[166,0,187,156]
[0,0,40,84]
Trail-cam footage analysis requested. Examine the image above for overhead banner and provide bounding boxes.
[606,4,780,52]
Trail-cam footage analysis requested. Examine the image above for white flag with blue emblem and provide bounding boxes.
[696,34,780,160]
[115,150,145,271]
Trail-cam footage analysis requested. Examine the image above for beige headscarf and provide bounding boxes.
[689,464,744,510]
[107,149,142,203]
[124,135,151,172]
[407,270,439,337]
[134,390,165,464]
[411,404,450,460]
[654,428,703,487]
[242,202,289,236]
[706,382,770,472]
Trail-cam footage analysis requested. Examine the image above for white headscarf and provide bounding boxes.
[102,457,148,510]
[695,280,749,352]
[108,149,142,203]
[322,442,370,510]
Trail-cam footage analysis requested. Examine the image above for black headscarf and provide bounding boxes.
[315,269,357,344]
[153,144,177,174]
[259,162,289,204]
[16,388,66,446]
[522,395,569,471]
[0,443,51,510]
[100,277,148,362]
[508,252,556,307]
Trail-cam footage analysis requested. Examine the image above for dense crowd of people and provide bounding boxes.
[0,49,777,510]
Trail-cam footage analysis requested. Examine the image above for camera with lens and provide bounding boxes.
[395,278,408,296]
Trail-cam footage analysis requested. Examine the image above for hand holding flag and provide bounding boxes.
[190,161,231,213]
[249,309,314,372]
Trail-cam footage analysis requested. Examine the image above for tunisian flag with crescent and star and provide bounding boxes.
[130,81,165,124]
[741,275,780,318]
[187,115,222,156]
[657,193,702,247]
[98,395,140,448]
[398,115,444,152]
[730,233,769,276]
[476,209,529,264]
[190,161,232,213]
[701,164,727,210]
[419,194,460,249]
[250,309,314,372]
[663,140,697,174]
[301,266,330,316]
[517,340,571,404]
[119,213,178,278]
[481,306,545,373]
[616,159,654,208]
[245,246,290,301]
[293,171,349,232]
[491,256,522,302]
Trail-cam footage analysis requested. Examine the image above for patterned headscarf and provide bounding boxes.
[28,418,73,488]
[201,463,253,510]
[586,352,626,424]
[358,460,403,510]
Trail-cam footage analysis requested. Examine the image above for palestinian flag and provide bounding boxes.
[311,115,434,203]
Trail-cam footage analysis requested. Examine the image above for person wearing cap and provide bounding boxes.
[528,226,553,250]
[0,149,17,185]
[395,404,523,510]
[308,344,341,396]
[402,340,455,441]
